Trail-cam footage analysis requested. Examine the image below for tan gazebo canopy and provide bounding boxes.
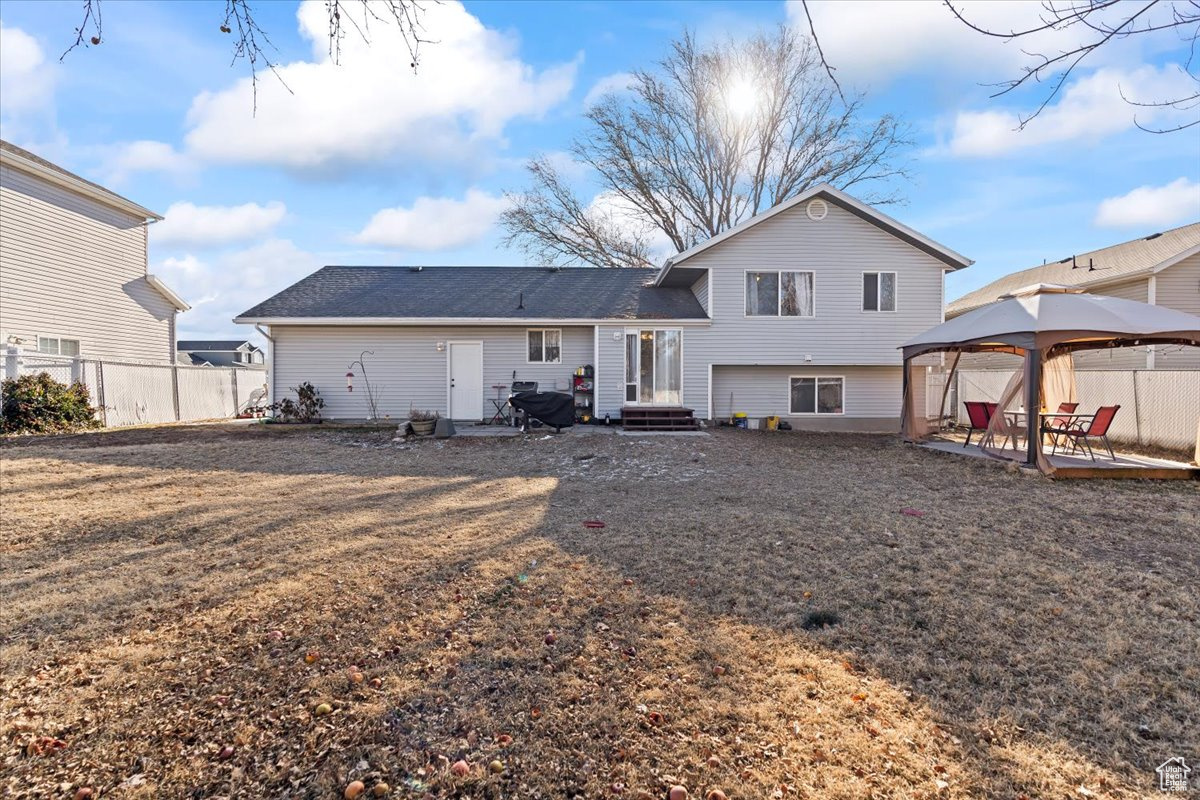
[899,284,1200,471]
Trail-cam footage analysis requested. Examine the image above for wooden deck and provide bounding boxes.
[919,438,1199,480]
[621,406,699,431]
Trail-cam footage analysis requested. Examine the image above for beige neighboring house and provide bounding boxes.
[947,222,1200,370]
[0,139,189,364]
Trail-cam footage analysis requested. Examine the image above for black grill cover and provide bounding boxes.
[509,391,575,429]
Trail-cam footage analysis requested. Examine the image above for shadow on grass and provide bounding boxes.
[2,426,1195,797]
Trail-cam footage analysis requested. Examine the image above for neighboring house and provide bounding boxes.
[947,223,1200,370]
[235,185,971,429]
[0,139,189,364]
[177,339,266,368]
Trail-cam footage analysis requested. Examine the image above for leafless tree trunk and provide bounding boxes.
[501,28,911,269]
[62,0,434,112]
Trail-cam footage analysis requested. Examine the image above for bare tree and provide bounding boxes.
[945,0,1200,133]
[501,28,910,269]
[61,0,434,110]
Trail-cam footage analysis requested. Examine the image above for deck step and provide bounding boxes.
[621,406,698,431]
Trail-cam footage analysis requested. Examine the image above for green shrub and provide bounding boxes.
[1,373,101,434]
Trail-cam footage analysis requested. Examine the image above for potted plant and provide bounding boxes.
[409,407,439,436]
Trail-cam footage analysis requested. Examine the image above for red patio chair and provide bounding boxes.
[962,401,993,447]
[1056,405,1120,461]
[1040,402,1079,450]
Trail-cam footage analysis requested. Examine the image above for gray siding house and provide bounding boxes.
[235,185,971,429]
[178,339,265,367]
[0,140,189,364]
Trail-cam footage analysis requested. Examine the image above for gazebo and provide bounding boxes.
[899,284,1200,475]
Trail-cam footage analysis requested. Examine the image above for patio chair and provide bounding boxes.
[1040,402,1079,450]
[1055,405,1120,461]
[962,401,993,447]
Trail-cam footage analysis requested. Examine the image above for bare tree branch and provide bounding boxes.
[60,0,435,113]
[798,0,845,104]
[59,0,103,60]
[501,27,911,269]
[943,0,1200,132]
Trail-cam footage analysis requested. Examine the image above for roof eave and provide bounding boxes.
[146,273,191,311]
[656,184,973,284]
[233,315,713,326]
[0,148,164,221]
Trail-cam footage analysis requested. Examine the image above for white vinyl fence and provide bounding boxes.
[938,368,1199,452]
[2,348,269,428]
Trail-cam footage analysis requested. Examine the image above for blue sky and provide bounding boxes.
[2,0,1197,339]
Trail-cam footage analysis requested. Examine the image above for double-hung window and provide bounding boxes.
[745,271,815,317]
[862,272,897,312]
[37,336,81,356]
[789,376,844,415]
[527,328,562,364]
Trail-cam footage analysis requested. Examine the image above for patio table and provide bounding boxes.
[997,411,1097,450]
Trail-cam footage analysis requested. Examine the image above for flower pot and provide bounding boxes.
[410,418,437,436]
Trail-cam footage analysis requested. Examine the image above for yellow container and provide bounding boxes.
[765,415,780,431]
[734,412,747,418]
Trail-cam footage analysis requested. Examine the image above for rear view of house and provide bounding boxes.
[236,185,971,428]
[0,139,188,364]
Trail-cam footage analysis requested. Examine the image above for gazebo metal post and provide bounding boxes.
[1024,348,1042,467]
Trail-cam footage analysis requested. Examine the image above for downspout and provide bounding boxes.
[256,324,275,410]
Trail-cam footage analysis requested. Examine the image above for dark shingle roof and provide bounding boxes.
[177,340,259,351]
[235,266,708,321]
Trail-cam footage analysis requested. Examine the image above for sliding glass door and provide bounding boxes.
[624,329,682,406]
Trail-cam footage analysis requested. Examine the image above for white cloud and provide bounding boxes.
[181,1,579,170]
[583,72,635,107]
[0,23,58,143]
[946,64,1197,157]
[157,239,322,337]
[103,140,194,183]
[353,189,508,250]
[787,1,1049,88]
[1094,178,1200,229]
[0,23,54,114]
[154,201,287,247]
[788,1,1180,89]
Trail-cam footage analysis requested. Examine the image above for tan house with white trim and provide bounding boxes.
[0,139,189,364]
[947,223,1200,369]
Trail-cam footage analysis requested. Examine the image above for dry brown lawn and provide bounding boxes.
[1,425,1196,799]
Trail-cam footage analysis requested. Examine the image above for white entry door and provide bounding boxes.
[448,341,483,420]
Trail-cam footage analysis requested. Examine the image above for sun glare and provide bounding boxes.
[725,78,760,118]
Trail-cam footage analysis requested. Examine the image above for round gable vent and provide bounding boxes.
[806,198,828,221]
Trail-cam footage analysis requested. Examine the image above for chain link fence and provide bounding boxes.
[939,368,1199,452]
[2,348,269,427]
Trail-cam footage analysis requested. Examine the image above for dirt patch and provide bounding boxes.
[1,426,1196,798]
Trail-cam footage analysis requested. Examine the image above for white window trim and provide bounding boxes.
[525,327,563,364]
[743,269,817,318]
[36,334,82,357]
[787,374,846,416]
[623,327,684,406]
[861,271,898,313]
